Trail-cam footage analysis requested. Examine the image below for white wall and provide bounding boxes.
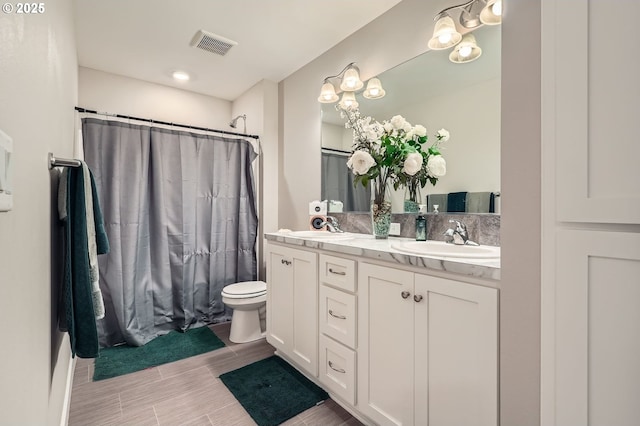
[79,67,231,129]
[0,1,78,423]
[501,0,541,424]
[232,79,279,279]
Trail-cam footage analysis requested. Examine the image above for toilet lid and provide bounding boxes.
[222,280,267,298]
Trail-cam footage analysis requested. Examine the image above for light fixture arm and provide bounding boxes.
[322,62,358,83]
[434,0,476,20]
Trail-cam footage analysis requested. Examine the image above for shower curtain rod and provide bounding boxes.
[75,107,260,140]
[321,147,351,154]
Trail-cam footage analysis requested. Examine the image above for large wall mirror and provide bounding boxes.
[321,25,501,214]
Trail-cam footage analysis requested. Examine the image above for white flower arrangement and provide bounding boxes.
[339,105,449,206]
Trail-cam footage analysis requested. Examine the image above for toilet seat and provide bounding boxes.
[222,281,267,299]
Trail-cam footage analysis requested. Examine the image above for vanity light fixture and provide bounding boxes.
[340,65,364,91]
[363,77,386,100]
[318,62,384,104]
[339,91,359,109]
[428,14,462,50]
[449,33,482,63]
[480,0,502,25]
[428,0,502,63]
[318,81,339,103]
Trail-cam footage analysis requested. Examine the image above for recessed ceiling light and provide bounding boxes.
[172,71,190,81]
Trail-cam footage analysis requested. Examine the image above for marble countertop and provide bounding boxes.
[264,231,500,281]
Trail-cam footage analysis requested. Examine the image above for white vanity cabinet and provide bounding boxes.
[265,234,499,426]
[357,262,498,426]
[265,244,318,376]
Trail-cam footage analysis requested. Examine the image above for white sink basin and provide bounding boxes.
[391,240,500,259]
[284,230,356,241]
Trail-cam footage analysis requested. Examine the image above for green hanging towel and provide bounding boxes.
[60,164,109,358]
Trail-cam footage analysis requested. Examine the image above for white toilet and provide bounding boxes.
[221,280,267,343]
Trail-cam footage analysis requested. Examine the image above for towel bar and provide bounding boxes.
[48,152,81,169]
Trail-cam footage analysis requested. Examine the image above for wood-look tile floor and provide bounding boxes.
[68,322,364,426]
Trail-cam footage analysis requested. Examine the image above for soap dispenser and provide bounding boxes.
[415,204,427,241]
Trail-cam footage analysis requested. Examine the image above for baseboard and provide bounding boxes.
[59,355,76,426]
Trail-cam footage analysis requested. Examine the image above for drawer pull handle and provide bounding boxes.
[281,259,292,266]
[401,291,411,299]
[328,268,346,276]
[328,361,346,373]
[414,294,424,302]
[329,310,346,320]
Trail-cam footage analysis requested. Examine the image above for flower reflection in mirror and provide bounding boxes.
[340,105,451,226]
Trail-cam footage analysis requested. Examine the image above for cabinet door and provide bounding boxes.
[266,244,318,376]
[554,230,640,426]
[551,0,640,224]
[414,274,498,426]
[358,263,414,426]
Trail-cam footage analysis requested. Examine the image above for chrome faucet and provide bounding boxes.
[443,219,479,245]
[320,216,344,233]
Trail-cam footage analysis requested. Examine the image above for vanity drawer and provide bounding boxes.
[319,254,356,292]
[319,334,356,405]
[320,284,356,348]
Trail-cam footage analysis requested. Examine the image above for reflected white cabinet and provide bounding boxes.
[358,262,498,426]
[266,244,318,376]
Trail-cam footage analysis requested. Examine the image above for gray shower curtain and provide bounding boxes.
[82,118,258,347]
[321,151,370,212]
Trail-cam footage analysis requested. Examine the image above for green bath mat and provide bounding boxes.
[220,356,329,426]
[93,326,225,381]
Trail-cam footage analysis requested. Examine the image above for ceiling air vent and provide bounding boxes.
[190,30,238,56]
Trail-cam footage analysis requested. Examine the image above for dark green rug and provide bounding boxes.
[220,356,329,426]
[93,326,225,381]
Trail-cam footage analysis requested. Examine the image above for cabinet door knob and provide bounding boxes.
[328,309,346,320]
[328,361,346,373]
[281,259,292,266]
[401,291,411,299]
[414,294,424,302]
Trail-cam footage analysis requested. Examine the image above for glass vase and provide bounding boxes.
[371,199,392,238]
[403,184,421,213]
[370,181,392,239]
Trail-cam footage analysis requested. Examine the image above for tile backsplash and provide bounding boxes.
[331,213,500,246]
